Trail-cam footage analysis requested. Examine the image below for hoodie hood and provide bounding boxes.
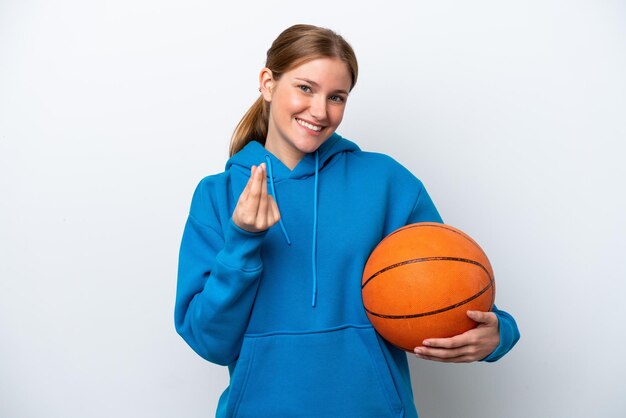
[225,132,360,180]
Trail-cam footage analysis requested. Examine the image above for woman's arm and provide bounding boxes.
[174,164,279,366]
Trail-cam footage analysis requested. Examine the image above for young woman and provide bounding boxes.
[175,24,520,418]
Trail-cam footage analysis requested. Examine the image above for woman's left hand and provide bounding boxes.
[413,310,500,363]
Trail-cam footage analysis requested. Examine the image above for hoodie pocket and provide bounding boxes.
[226,326,404,418]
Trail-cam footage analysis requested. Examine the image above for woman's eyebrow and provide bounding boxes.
[294,77,349,95]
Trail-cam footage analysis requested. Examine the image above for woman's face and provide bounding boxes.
[260,57,352,169]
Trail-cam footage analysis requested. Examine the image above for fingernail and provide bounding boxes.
[414,348,423,354]
[423,340,432,346]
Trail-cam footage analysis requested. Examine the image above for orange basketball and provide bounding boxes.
[361,222,495,352]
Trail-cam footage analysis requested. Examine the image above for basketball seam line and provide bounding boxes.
[364,280,493,319]
[362,256,495,318]
[383,224,475,246]
[378,224,489,264]
[362,256,492,289]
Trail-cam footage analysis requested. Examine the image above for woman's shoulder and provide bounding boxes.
[192,171,231,199]
[196,170,230,187]
[348,150,422,182]
[185,171,233,224]
[352,150,403,165]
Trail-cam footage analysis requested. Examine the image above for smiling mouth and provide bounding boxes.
[296,118,323,132]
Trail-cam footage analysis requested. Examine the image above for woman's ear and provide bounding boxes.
[259,67,275,102]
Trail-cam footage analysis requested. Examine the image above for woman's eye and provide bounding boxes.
[299,85,312,93]
[330,95,345,103]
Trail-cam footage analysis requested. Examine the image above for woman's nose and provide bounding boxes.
[309,96,327,120]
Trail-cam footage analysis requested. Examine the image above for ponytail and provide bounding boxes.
[229,96,269,157]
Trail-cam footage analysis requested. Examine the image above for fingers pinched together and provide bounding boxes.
[232,163,281,233]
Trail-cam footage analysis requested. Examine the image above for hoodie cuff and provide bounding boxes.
[217,219,268,272]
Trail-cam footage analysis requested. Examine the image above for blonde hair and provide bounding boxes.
[229,24,358,157]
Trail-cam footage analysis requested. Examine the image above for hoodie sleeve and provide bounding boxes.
[174,177,267,366]
[407,180,520,362]
[406,180,444,225]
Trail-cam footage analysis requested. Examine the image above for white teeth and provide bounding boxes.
[296,118,322,131]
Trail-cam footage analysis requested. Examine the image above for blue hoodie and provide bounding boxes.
[175,133,520,418]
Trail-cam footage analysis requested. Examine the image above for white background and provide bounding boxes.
[1,1,625,417]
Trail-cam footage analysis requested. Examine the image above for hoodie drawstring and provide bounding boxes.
[265,155,291,246]
[264,151,320,308]
[311,151,319,307]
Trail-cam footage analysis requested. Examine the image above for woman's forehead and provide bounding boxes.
[285,58,352,88]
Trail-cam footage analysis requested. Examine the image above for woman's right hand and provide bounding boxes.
[232,163,281,233]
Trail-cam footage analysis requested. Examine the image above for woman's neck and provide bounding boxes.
[264,140,304,171]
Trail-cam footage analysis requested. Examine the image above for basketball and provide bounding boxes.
[361,222,495,352]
